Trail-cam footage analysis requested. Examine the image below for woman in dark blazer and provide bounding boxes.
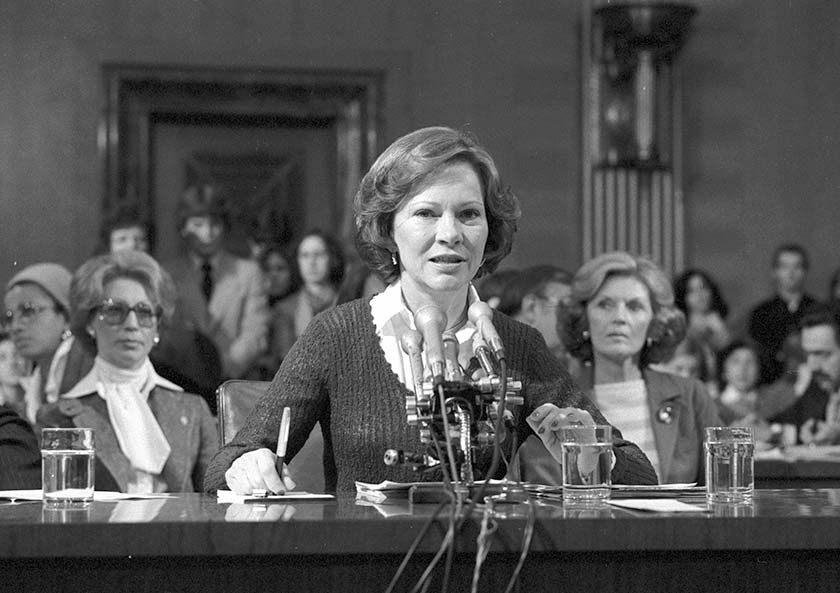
[562,252,721,484]
[516,252,721,485]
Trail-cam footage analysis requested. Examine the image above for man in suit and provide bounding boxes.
[748,244,819,385]
[164,184,269,396]
[779,308,840,446]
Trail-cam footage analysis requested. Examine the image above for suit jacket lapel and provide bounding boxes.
[644,369,683,483]
[70,395,134,492]
[149,389,192,492]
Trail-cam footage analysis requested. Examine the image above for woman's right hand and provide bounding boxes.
[224,448,297,494]
[526,403,595,464]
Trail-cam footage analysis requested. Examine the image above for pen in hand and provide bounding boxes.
[274,407,292,493]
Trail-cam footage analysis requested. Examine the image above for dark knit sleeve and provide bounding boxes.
[497,314,658,486]
[204,309,333,492]
[0,405,42,489]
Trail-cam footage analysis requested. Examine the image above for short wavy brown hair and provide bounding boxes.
[561,251,686,366]
[69,251,177,353]
[354,126,521,284]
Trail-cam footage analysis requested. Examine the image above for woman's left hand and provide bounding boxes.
[526,403,595,464]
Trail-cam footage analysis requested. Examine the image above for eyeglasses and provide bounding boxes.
[3,303,58,328]
[96,299,160,328]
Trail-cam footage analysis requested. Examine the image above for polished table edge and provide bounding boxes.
[1,489,840,559]
[756,457,840,479]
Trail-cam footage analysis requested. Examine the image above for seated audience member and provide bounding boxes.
[250,243,297,380]
[205,127,656,495]
[96,205,150,255]
[335,249,386,306]
[756,331,809,426]
[270,229,346,362]
[260,243,296,308]
[164,184,269,382]
[770,307,840,445]
[252,243,296,380]
[0,332,25,417]
[828,267,840,315]
[715,340,767,430]
[98,204,222,411]
[548,251,721,485]
[474,268,520,310]
[38,251,216,493]
[748,244,820,385]
[673,268,731,381]
[4,263,94,424]
[497,265,572,357]
[0,404,41,489]
[655,335,706,381]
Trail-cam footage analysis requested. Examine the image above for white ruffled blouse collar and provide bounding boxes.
[370,280,479,388]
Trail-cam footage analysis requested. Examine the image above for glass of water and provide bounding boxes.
[704,426,754,503]
[40,428,95,505]
[560,425,613,506]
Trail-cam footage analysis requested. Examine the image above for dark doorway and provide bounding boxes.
[101,64,383,260]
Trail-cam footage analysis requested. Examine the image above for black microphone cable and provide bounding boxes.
[382,493,453,593]
[502,496,536,593]
[410,494,457,593]
[392,399,461,593]
[384,410,457,593]
[458,356,510,528]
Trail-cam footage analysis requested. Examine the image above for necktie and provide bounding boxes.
[201,260,213,302]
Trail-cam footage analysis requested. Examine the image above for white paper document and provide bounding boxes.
[0,489,176,502]
[608,498,708,513]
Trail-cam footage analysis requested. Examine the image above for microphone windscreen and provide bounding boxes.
[414,305,447,383]
[468,300,505,360]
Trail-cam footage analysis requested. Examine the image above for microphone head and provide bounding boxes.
[468,300,494,325]
[414,304,447,335]
[468,300,505,361]
[400,328,423,355]
[413,305,447,383]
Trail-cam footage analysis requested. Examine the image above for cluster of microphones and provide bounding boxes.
[384,299,523,480]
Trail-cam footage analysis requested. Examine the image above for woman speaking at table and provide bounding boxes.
[560,252,721,484]
[205,126,656,495]
[38,251,217,492]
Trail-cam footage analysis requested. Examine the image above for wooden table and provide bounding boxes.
[2,489,840,593]
[755,445,840,488]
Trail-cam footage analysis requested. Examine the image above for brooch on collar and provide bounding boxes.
[656,404,675,424]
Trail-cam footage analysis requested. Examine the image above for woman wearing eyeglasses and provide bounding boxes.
[37,251,216,493]
[4,263,94,424]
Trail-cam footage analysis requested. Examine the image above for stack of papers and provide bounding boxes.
[354,480,512,504]
[216,489,334,503]
[355,480,427,504]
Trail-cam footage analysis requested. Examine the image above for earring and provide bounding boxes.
[646,336,654,348]
[153,335,160,345]
[582,330,590,341]
[391,252,398,267]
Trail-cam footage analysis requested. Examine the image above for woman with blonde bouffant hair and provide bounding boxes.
[554,251,721,484]
[37,250,216,493]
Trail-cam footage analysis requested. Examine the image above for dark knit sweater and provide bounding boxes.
[204,298,657,494]
[0,405,41,489]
